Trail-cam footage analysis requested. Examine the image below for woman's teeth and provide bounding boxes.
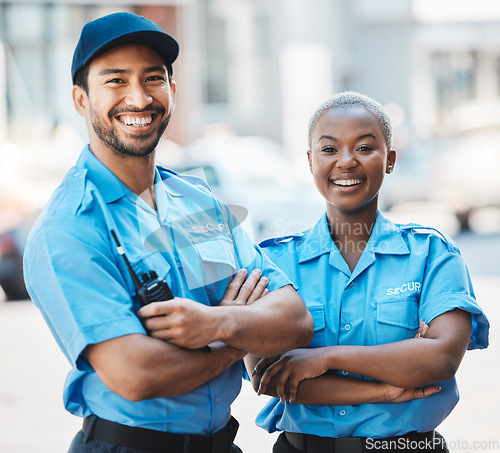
[333,179,362,186]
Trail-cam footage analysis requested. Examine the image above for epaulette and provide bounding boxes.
[400,224,459,252]
[259,233,303,248]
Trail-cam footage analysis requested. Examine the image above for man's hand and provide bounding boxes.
[138,298,221,349]
[219,269,269,306]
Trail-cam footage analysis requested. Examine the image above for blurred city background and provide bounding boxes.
[0,0,499,452]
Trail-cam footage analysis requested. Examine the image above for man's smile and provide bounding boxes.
[117,114,154,128]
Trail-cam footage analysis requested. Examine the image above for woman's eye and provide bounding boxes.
[321,146,337,153]
[357,145,373,152]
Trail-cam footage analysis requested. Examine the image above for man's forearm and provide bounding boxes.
[85,333,245,401]
[219,286,313,357]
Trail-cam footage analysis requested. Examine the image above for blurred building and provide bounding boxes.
[1,0,500,146]
[1,0,500,227]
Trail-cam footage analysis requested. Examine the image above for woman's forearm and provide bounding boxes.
[325,310,471,388]
[263,372,388,405]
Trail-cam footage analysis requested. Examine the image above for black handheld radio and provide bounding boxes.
[111,229,173,306]
[110,229,211,352]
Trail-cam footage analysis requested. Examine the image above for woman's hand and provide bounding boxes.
[254,348,332,403]
[382,383,441,403]
[219,268,269,306]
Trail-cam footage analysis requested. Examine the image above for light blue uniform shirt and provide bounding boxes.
[23,146,291,435]
[257,212,489,438]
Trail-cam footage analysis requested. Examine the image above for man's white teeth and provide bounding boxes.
[120,116,153,127]
[333,179,362,186]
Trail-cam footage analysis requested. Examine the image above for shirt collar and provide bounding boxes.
[75,145,129,204]
[369,212,410,255]
[298,213,335,263]
[156,166,185,199]
[298,211,409,264]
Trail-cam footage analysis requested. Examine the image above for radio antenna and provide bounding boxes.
[110,229,142,291]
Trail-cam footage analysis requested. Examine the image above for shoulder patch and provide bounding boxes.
[400,224,459,252]
[259,233,303,248]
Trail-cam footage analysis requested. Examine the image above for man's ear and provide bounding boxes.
[72,85,88,117]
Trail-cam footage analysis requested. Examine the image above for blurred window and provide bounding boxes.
[200,0,229,103]
[431,51,478,109]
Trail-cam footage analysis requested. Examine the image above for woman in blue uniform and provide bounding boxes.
[245,92,489,452]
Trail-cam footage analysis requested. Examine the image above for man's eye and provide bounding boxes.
[107,78,124,84]
[146,75,165,82]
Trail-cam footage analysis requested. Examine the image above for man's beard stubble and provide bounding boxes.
[90,106,171,158]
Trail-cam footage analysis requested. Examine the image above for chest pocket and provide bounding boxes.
[307,305,326,348]
[376,295,419,344]
[190,237,238,289]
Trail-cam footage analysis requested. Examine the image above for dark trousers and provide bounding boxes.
[272,432,450,453]
[68,429,243,453]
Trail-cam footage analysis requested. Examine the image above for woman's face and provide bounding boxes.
[308,106,396,218]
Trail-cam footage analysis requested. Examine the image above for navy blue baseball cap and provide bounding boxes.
[71,12,179,84]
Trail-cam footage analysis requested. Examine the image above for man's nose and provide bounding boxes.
[125,83,153,109]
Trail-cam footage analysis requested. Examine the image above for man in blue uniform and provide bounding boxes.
[23,12,313,453]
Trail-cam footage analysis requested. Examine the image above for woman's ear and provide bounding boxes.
[72,85,88,117]
[386,149,396,174]
[307,150,313,174]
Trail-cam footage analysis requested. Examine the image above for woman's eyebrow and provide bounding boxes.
[317,135,337,142]
[357,133,378,141]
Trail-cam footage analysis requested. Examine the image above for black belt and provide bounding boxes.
[82,414,239,453]
[285,430,437,453]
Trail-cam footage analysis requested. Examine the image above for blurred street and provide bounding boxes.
[0,231,498,453]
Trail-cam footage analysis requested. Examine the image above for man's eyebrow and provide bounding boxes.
[97,66,167,76]
[144,66,168,74]
[98,68,129,76]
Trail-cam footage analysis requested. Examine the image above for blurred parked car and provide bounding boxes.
[0,207,35,301]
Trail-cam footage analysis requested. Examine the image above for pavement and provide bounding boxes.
[0,270,498,452]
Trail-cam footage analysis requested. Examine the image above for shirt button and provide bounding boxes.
[348,282,355,287]
[340,410,347,416]
[73,172,79,178]
[344,323,351,331]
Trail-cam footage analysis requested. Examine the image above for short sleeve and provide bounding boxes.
[23,217,146,370]
[418,247,489,350]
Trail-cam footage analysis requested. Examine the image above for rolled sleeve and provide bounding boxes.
[24,218,146,370]
[419,250,489,350]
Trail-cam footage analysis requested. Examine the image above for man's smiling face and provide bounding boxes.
[82,43,176,158]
